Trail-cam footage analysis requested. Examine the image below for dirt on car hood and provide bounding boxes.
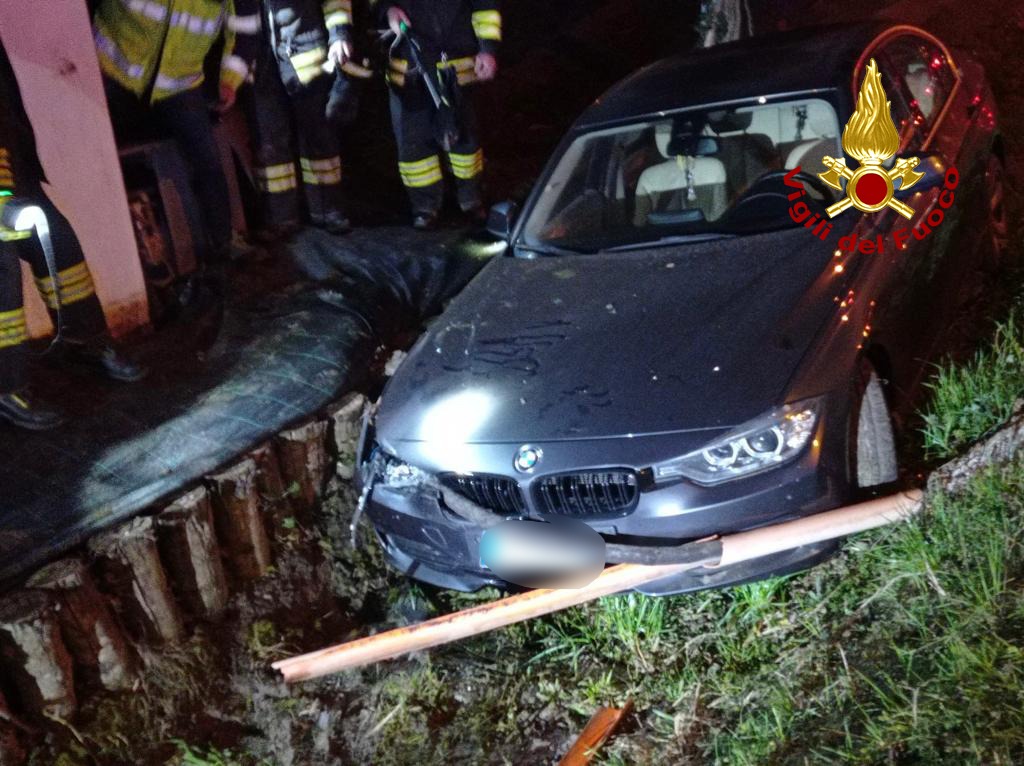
[377,226,843,443]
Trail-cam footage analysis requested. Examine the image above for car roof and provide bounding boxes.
[577,21,895,128]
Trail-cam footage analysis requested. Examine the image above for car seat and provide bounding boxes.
[633,123,728,226]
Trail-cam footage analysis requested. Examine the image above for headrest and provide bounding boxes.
[707,110,752,134]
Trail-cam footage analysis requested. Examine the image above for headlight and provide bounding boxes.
[653,397,823,486]
[378,450,431,493]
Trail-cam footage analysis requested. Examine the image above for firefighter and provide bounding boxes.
[0,42,145,431]
[93,0,260,278]
[374,0,501,230]
[246,0,355,237]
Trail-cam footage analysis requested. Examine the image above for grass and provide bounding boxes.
[920,304,1024,459]
[360,465,1024,764]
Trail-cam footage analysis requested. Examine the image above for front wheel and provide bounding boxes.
[853,368,899,488]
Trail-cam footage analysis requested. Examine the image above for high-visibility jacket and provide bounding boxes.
[93,0,261,102]
[371,0,501,88]
[261,0,354,92]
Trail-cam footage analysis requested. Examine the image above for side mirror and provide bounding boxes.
[894,152,949,199]
[486,200,519,240]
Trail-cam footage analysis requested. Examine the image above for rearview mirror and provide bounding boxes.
[486,200,519,240]
[667,135,720,157]
[894,152,949,199]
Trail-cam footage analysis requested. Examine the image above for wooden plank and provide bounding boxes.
[273,491,922,681]
[559,700,634,766]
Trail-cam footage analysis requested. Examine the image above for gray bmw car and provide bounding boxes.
[356,22,1004,595]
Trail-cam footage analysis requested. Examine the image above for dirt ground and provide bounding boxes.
[18,0,1024,763]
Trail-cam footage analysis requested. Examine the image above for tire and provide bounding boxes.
[855,369,898,488]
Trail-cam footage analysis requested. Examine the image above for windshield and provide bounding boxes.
[519,96,841,253]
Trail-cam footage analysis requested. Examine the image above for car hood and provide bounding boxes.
[377,227,841,445]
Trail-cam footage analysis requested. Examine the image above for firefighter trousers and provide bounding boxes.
[246,68,344,227]
[0,191,107,394]
[388,85,483,216]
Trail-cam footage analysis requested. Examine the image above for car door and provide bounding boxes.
[857,32,964,391]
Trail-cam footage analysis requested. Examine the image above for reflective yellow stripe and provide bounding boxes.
[399,156,441,174]
[324,11,350,28]
[302,169,342,185]
[300,157,342,172]
[399,156,443,188]
[0,307,26,326]
[35,263,90,295]
[449,150,484,179]
[472,10,502,41]
[0,323,28,349]
[439,56,475,71]
[35,263,96,309]
[300,157,342,185]
[258,175,299,194]
[290,47,327,84]
[255,163,296,181]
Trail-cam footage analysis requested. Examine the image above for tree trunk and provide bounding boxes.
[155,488,230,619]
[207,459,272,580]
[88,517,185,644]
[0,591,76,721]
[329,394,367,481]
[25,559,136,692]
[275,420,330,512]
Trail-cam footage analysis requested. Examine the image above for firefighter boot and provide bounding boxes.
[0,390,65,431]
[60,337,148,383]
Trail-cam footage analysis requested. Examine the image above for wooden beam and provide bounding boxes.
[275,420,330,512]
[207,460,272,580]
[89,516,185,644]
[559,700,634,766]
[273,491,922,682]
[156,487,231,618]
[0,591,76,720]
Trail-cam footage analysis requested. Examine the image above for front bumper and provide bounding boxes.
[361,423,848,595]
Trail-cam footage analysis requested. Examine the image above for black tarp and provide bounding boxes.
[0,226,490,588]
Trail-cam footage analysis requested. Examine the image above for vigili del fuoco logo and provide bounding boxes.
[785,57,959,254]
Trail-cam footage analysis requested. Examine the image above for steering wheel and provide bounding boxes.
[720,169,835,231]
[741,169,835,204]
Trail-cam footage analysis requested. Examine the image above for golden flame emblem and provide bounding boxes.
[818,59,924,219]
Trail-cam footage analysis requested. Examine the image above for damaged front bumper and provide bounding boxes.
[355,399,846,595]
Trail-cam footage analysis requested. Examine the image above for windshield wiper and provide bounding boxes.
[600,233,736,253]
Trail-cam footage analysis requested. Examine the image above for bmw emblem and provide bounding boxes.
[514,445,542,473]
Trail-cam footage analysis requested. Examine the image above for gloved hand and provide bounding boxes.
[474,52,498,82]
[387,7,410,35]
[328,40,353,70]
